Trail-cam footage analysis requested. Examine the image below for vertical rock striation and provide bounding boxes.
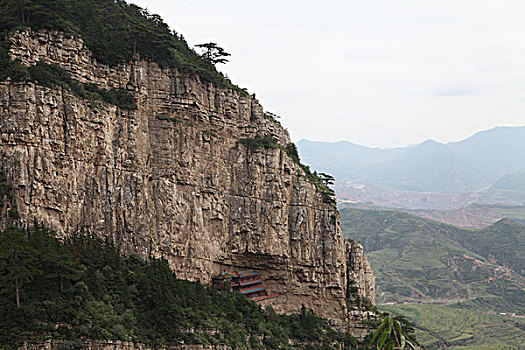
[1,29,375,334]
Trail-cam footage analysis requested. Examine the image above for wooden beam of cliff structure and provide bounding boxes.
[211,271,278,301]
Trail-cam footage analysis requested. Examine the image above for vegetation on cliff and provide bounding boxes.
[238,136,336,204]
[0,45,137,110]
[0,0,243,93]
[0,224,365,349]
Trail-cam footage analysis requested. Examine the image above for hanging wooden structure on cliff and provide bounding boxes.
[212,271,278,301]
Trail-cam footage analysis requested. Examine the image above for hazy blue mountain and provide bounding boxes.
[361,140,488,192]
[296,139,403,183]
[480,172,525,205]
[297,126,525,193]
[448,126,525,183]
[490,172,525,190]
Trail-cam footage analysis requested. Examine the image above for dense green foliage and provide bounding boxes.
[0,42,29,82]
[381,304,525,350]
[0,225,364,349]
[237,136,336,203]
[0,0,243,93]
[0,42,136,110]
[238,135,280,151]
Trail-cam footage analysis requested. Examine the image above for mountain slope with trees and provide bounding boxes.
[0,0,242,92]
[340,208,525,313]
[0,224,365,349]
[340,208,525,349]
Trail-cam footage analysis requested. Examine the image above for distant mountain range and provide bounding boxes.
[298,126,525,193]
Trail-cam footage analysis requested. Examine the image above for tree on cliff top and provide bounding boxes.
[195,42,231,65]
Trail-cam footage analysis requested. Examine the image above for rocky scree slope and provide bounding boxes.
[0,29,375,336]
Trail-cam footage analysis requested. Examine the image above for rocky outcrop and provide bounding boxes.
[1,29,375,334]
[346,240,377,339]
[347,241,375,305]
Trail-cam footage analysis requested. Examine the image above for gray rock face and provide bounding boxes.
[1,29,375,334]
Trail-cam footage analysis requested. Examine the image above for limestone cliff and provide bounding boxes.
[0,29,375,333]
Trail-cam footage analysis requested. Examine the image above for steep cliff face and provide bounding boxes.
[0,29,374,333]
[346,241,376,339]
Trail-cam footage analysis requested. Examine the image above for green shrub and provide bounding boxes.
[264,112,281,125]
[156,114,181,123]
[0,42,29,82]
[0,45,137,110]
[237,135,279,150]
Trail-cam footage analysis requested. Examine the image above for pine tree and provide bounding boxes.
[0,226,42,307]
[195,43,231,65]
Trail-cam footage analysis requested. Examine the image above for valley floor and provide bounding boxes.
[380,304,525,350]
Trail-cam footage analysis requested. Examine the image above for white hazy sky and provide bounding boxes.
[131,0,525,147]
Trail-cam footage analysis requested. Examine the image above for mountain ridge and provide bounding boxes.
[298,126,525,193]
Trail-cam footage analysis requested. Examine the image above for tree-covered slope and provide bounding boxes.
[0,224,363,350]
[340,208,525,313]
[0,0,242,92]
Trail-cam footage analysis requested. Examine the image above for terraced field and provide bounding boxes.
[341,208,525,349]
[340,209,525,313]
[381,304,525,349]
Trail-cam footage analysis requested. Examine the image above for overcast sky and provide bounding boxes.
[131,0,525,147]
